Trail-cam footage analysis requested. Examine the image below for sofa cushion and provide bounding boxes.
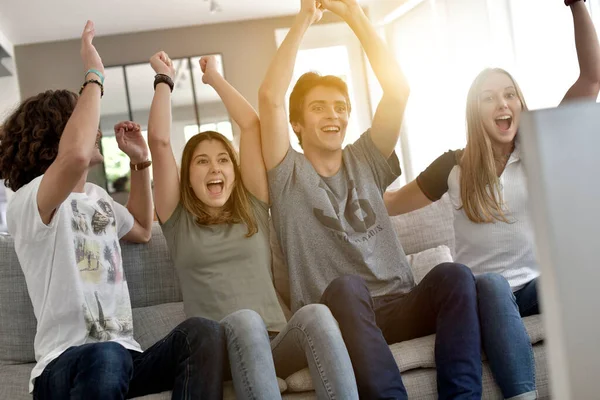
[406,245,453,284]
[391,194,455,256]
[121,224,182,309]
[285,314,545,393]
[0,233,36,365]
[132,302,187,351]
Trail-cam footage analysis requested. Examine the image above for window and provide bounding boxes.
[184,121,234,143]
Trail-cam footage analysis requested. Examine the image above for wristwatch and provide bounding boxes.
[130,160,152,171]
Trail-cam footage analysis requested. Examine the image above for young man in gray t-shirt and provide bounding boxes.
[259,0,482,398]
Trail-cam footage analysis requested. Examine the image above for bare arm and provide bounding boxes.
[147,52,180,223]
[37,21,104,224]
[561,1,600,103]
[384,180,432,216]
[323,0,410,158]
[258,1,322,171]
[201,57,268,203]
[114,121,153,243]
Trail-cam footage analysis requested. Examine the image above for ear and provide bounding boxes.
[291,121,302,134]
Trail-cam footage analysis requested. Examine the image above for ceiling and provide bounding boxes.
[0,0,375,46]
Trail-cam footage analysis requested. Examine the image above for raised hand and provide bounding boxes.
[114,121,149,164]
[149,51,176,79]
[199,56,221,85]
[80,20,104,77]
[300,0,324,24]
[321,0,360,21]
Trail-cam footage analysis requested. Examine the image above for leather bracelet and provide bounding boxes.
[565,0,585,6]
[130,160,152,171]
[79,79,104,97]
[154,74,174,92]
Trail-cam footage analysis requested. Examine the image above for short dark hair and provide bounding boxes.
[0,90,78,191]
[289,72,352,145]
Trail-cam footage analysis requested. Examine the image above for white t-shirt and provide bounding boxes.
[416,145,539,291]
[7,176,142,392]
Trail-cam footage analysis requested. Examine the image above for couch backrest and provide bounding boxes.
[120,224,182,308]
[391,194,455,256]
[0,223,182,365]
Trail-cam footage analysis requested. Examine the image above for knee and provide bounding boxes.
[292,304,336,328]
[220,309,267,341]
[178,317,225,348]
[321,275,369,310]
[476,273,512,297]
[428,262,477,296]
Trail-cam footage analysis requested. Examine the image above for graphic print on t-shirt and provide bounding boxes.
[70,197,133,341]
[313,179,377,235]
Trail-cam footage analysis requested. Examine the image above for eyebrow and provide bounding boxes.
[307,100,347,107]
[194,152,229,159]
[480,86,516,95]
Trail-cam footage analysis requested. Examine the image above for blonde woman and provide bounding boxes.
[146,52,357,399]
[384,1,600,399]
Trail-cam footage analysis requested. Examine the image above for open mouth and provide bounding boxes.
[321,125,341,134]
[495,115,512,132]
[206,180,224,196]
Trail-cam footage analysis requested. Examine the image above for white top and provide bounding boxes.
[417,145,539,290]
[7,176,141,392]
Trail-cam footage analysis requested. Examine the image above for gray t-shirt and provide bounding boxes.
[161,194,287,332]
[269,130,415,312]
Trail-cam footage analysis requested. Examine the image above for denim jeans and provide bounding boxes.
[221,305,358,400]
[321,263,482,400]
[33,317,226,400]
[476,274,540,400]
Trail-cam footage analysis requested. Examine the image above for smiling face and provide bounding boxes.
[188,139,236,213]
[292,85,350,153]
[477,71,524,148]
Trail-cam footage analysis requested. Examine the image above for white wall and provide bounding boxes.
[0,75,19,121]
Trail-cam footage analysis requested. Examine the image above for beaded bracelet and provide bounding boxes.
[565,0,585,6]
[79,79,104,98]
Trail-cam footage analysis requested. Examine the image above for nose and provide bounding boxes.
[323,106,338,119]
[209,161,221,173]
[498,97,508,109]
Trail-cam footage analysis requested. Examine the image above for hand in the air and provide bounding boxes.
[114,121,149,164]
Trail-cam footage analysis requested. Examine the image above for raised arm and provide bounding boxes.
[561,0,600,103]
[37,20,104,224]
[258,0,323,171]
[147,52,180,223]
[114,121,153,243]
[322,0,410,158]
[200,56,268,203]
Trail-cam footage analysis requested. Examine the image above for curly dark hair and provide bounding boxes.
[0,90,78,191]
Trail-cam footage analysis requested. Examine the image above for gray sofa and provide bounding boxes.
[0,195,549,399]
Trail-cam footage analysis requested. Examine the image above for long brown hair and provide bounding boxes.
[460,68,528,223]
[179,131,257,236]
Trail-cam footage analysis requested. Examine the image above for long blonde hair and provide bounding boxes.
[180,131,258,237]
[460,68,528,223]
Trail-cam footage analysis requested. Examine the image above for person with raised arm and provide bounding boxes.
[384,1,600,398]
[147,51,357,399]
[0,21,226,400]
[258,0,482,398]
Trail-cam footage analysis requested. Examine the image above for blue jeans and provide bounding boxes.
[321,263,482,400]
[476,274,540,400]
[221,305,358,400]
[33,317,226,400]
